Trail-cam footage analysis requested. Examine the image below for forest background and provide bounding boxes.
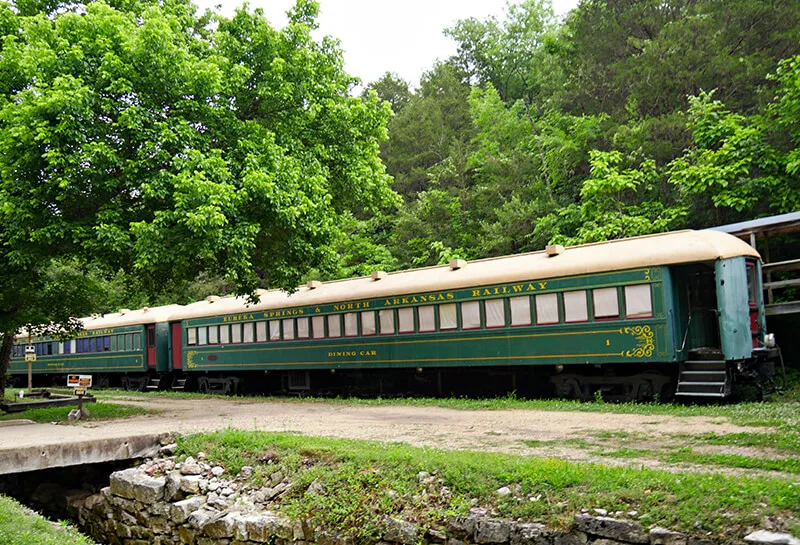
[4,0,800,312]
[175,0,800,304]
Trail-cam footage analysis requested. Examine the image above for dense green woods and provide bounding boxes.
[0,0,799,369]
[344,0,800,275]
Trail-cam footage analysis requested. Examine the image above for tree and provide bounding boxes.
[0,0,394,391]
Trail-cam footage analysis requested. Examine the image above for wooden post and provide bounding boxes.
[27,333,32,394]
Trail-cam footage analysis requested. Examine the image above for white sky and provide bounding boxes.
[195,0,580,87]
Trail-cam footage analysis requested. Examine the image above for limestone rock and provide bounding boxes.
[496,486,512,497]
[744,531,800,545]
[187,507,219,530]
[109,468,166,503]
[650,527,688,545]
[512,523,550,545]
[181,457,203,476]
[573,515,648,544]
[170,496,206,524]
[236,511,293,542]
[554,530,588,545]
[384,517,419,545]
[180,475,203,495]
[475,520,513,544]
[204,512,240,539]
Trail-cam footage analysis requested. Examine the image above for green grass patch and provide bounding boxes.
[0,401,150,423]
[177,430,800,542]
[0,494,96,545]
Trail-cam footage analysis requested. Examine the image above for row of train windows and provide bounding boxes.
[12,334,142,357]
[186,284,653,346]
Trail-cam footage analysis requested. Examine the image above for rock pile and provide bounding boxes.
[65,451,800,545]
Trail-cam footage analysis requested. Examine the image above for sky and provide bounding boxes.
[194,0,580,88]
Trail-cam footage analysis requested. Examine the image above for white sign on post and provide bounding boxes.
[67,374,93,388]
[24,345,36,362]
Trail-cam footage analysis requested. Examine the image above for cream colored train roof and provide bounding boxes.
[29,229,758,334]
[171,229,758,322]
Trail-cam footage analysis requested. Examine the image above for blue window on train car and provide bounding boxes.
[63,342,71,354]
[103,336,111,351]
[46,342,54,355]
[89,338,97,352]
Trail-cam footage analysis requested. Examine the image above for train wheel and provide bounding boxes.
[197,377,209,394]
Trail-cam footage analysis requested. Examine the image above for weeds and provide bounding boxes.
[176,430,800,542]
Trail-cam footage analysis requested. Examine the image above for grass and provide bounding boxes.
[0,400,150,423]
[177,430,800,543]
[0,494,96,545]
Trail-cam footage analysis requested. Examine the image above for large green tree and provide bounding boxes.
[0,0,394,390]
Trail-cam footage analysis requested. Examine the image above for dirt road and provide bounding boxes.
[0,396,766,472]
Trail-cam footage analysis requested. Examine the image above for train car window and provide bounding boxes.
[208,326,219,344]
[461,301,481,330]
[231,324,242,343]
[63,341,72,354]
[103,336,111,351]
[510,296,532,326]
[147,328,156,347]
[269,320,281,341]
[109,336,117,351]
[134,334,142,350]
[564,291,589,323]
[593,288,619,320]
[283,319,295,340]
[187,328,197,345]
[312,315,326,339]
[485,299,506,328]
[90,338,99,352]
[398,308,414,333]
[624,285,652,318]
[197,327,208,345]
[256,321,268,342]
[746,262,757,306]
[361,311,376,336]
[219,325,230,344]
[243,322,255,343]
[535,293,559,325]
[439,303,457,330]
[327,314,341,338]
[124,334,132,351]
[418,306,435,332]
[297,317,310,339]
[379,309,395,334]
[344,313,359,337]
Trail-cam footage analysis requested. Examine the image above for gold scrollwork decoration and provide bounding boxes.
[624,325,655,358]
[186,350,199,369]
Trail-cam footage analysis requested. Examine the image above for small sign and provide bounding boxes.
[24,345,36,362]
[73,387,87,396]
[24,353,36,362]
[67,374,93,388]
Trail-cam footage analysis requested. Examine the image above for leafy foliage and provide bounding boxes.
[0,0,394,389]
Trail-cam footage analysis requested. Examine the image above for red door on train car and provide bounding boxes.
[171,323,183,369]
[146,325,156,368]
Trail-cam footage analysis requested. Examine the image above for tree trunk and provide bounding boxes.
[0,333,14,395]
[0,333,15,394]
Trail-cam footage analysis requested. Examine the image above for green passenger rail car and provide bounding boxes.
[8,230,781,400]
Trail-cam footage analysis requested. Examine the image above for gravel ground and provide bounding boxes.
[0,395,773,475]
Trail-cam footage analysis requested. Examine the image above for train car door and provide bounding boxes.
[147,325,157,368]
[171,323,183,369]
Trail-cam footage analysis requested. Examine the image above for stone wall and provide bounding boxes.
[65,454,799,545]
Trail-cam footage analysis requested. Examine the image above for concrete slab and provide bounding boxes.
[0,432,172,475]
